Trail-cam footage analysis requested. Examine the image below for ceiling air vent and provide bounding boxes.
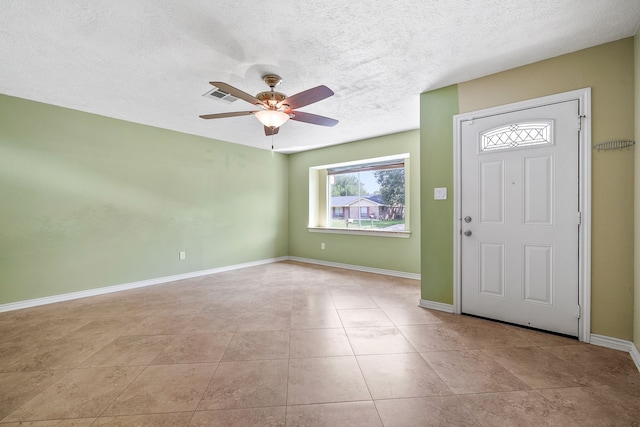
[202,86,239,103]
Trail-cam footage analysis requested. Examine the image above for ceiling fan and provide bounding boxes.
[200,75,338,136]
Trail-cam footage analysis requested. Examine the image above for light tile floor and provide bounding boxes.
[1,261,639,426]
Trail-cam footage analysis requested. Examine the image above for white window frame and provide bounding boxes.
[308,153,411,238]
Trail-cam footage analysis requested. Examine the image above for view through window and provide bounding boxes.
[328,160,405,231]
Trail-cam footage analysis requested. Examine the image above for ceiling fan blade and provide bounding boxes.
[279,85,334,110]
[264,126,280,136]
[290,111,339,127]
[209,82,263,106]
[199,111,257,119]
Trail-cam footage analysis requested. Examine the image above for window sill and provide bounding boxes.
[308,227,411,238]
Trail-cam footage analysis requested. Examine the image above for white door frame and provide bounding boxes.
[453,88,592,342]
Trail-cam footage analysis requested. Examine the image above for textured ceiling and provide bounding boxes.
[1,1,639,153]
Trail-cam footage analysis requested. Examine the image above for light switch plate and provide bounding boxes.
[434,187,447,200]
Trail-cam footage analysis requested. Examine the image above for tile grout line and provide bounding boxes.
[284,288,294,424]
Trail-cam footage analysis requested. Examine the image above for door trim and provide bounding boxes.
[453,88,592,342]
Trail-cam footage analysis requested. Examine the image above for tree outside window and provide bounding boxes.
[328,162,405,230]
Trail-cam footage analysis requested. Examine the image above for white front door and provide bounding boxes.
[460,100,580,336]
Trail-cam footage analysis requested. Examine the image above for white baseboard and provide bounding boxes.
[287,256,420,280]
[419,299,454,313]
[0,256,289,313]
[589,334,634,352]
[631,342,640,372]
[590,334,640,373]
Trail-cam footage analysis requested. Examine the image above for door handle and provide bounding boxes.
[463,230,472,237]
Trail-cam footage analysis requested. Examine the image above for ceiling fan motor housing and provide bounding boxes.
[257,91,288,108]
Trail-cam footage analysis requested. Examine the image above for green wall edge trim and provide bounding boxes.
[0,256,289,313]
[1,256,422,313]
[419,299,454,313]
[288,256,421,280]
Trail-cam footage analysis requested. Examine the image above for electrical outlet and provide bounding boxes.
[179,251,186,260]
[321,243,325,250]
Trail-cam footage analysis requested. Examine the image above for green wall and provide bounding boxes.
[420,86,459,302]
[420,38,636,341]
[0,94,289,305]
[288,131,420,274]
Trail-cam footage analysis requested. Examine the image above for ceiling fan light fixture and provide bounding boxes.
[254,110,290,128]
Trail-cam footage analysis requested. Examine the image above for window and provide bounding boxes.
[309,154,410,237]
[481,121,553,152]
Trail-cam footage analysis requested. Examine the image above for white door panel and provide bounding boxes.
[479,160,504,224]
[461,100,579,336]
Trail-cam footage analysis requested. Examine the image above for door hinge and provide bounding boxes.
[577,304,582,319]
[577,211,582,225]
[578,115,586,131]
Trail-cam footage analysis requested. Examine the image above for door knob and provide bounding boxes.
[463,230,472,237]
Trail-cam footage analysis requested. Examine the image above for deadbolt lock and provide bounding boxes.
[464,216,472,223]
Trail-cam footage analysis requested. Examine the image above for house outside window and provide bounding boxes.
[325,156,407,231]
